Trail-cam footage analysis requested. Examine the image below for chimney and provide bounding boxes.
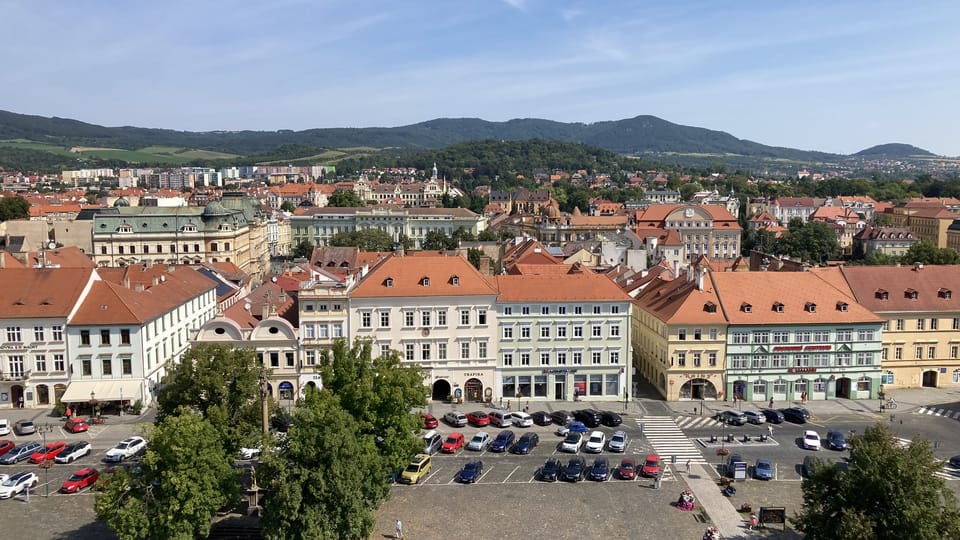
[152,277,159,286]
[915,262,924,271]
[123,276,131,289]
[697,268,705,291]
[135,283,145,292]
[145,259,153,268]
[261,304,270,320]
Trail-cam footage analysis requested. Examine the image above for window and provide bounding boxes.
[752,380,766,397]
[709,328,718,340]
[557,352,567,365]
[896,319,905,331]
[535,375,548,397]
[502,376,516,397]
[857,329,875,341]
[437,343,447,360]
[361,312,372,328]
[521,306,530,315]
[593,305,601,315]
[33,326,44,341]
[856,352,873,366]
[708,352,717,366]
[836,353,851,366]
[557,326,567,338]
[836,329,852,341]
[932,318,939,330]
[916,346,923,360]
[540,352,550,365]
[952,345,959,359]
[729,355,748,369]
[692,352,701,367]
[591,325,602,338]
[404,312,414,327]
[752,331,769,344]
[611,305,620,314]
[478,310,487,325]
[269,352,279,368]
[503,327,514,339]
[304,324,315,339]
[772,331,789,343]
[677,352,686,367]
[421,311,431,326]
[732,332,749,344]
[795,331,811,343]
[955,318,960,330]
[929,346,937,359]
[34,354,46,372]
[772,354,788,368]
[318,324,329,338]
[102,357,112,375]
[380,312,390,327]
[503,353,514,366]
[461,342,470,359]
[308,350,319,365]
[461,310,470,325]
[80,330,90,346]
[503,306,513,315]
[6,326,21,342]
[917,319,926,331]
[752,355,768,369]
[794,379,808,395]
[421,344,431,361]
[856,376,871,392]
[882,348,889,360]
[813,353,829,366]
[520,326,531,339]
[574,306,583,315]
[558,306,566,315]
[678,328,687,341]
[120,329,131,345]
[405,344,415,361]
[795,354,810,367]
[285,352,295,367]
[591,352,602,364]
[81,357,92,376]
[478,341,487,358]
[954,369,960,384]
[610,351,620,364]
[52,326,63,341]
[540,326,550,338]
[572,352,583,365]
[773,379,787,394]
[610,324,620,338]
[813,378,827,392]
[541,306,550,315]
[520,352,530,366]
[54,354,64,372]
[437,310,446,326]
[573,325,583,338]
[814,330,830,342]
[332,323,343,338]
[895,347,903,360]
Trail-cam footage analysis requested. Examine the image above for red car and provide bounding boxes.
[30,441,68,463]
[640,453,661,478]
[422,413,439,429]
[441,432,465,453]
[466,411,490,426]
[618,457,637,480]
[65,418,89,433]
[60,467,100,493]
[0,440,14,457]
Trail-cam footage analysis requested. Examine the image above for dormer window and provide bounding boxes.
[939,288,952,299]
[451,275,460,286]
[876,289,889,300]
[905,289,918,300]
[420,277,430,287]
[384,277,394,288]
[805,302,817,313]
[773,302,784,313]
[117,225,133,234]
[181,224,197,233]
[704,302,717,313]
[837,301,849,312]
[741,302,752,313]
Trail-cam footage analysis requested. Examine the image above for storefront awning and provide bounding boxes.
[60,380,142,403]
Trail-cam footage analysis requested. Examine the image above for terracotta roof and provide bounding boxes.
[840,265,960,313]
[23,246,95,268]
[0,268,94,318]
[909,208,955,219]
[634,204,739,223]
[0,251,25,269]
[633,272,723,324]
[496,273,631,302]
[510,263,576,275]
[350,255,498,298]
[222,281,298,328]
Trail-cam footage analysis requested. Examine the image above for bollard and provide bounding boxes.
[639,423,644,435]
[935,440,941,449]
[672,455,677,464]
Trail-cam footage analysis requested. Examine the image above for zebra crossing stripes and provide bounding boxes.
[916,407,960,420]
[636,416,709,465]
[674,416,723,430]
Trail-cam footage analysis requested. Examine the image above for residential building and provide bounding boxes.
[633,204,742,265]
[763,197,825,224]
[290,207,486,249]
[854,227,917,258]
[298,268,356,374]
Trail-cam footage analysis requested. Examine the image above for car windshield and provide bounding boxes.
[405,463,420,472]
[564,434,579,443]
[622,462,634,469]
[445,437,458,444]
[464,463,478,471]
[68,473,85,481]
[1,477,17,487]
[612,435,625,442]
[645,459,658,467]
[758,462,770,469]
[471,436,483,442]
[589,435,602,443]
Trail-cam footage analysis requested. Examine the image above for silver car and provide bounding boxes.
[443,411,468,427]
[467,431,491,451]
[743,410,766,425]
[607,430,628,452]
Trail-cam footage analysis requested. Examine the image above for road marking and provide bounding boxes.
[502,465,520,483]
[636,416,709,465]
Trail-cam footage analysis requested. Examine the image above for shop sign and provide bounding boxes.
[804,345,831,351]
[787,367,817,374]
[542,369,578,374]
[463,372,485,377]
[773,346,802,352]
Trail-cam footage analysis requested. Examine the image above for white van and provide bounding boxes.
[0,418,8,436]
[510,411,533,427]
[489,410,513,428]
[422,430,442,454]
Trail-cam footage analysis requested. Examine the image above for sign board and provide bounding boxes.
[731,461,747,481]
[759,506,787,530]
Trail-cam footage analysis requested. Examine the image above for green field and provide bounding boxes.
[0,140,238,164]
[258,147,376,166]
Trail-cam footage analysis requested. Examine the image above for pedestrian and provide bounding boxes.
[767,424,773,436]
[395,519,403,539]
[768,397,774,408]
[685,460,691,473]
[18,396,24,409]
[65,406,73,419]
[654,472,662,490]
[749,513,758,531]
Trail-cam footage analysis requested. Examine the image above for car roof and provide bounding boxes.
[621,457,636,464]
[589,431,604,437]
[804,430,818,436]
[75,467,97,475]
[644,453,659,460]
[612,430,627,437]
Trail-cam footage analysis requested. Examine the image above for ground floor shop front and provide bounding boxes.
[427,367,495,403]
[725,368,882,402]
[0,380,67,409]
[495,367,629,403]
[880,363,960,389]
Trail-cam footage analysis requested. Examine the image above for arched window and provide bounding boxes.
[952,369,960,384]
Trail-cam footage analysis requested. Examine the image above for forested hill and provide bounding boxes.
[853,143,936,158]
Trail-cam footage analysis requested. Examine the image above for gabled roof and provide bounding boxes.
[496,273,631,302]
[633,272,722,324]
[840,265,960,312]
[351,255,498,298]
[24,246,95,268]
[0,268,94,318]
[223,281,298,328]
[0,250,25,269]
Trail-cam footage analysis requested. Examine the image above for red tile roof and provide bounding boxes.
[0,268,94,318]
[350,255,498,298]
[840,265,960,313]
[496,273,631,302]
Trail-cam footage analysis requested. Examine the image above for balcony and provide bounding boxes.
[0,370,31,382]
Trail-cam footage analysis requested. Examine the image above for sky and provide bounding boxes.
[2,0,960,155]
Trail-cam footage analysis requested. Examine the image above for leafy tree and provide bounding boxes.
[422,230,456,250]
[452,226,475,243]
[900,239,960,265]
[862,250,897,265]
[873,212,895,226]
[329,229,395,251]
[0,195,30,221]
[279,200,297,213]
[467,247,484,270]
[327,189,364,207]
[95,410,240,540]
[478,229,498,241]
[774,219,841,263]
[792,424,960,540]
[291,239,314,259]
[157,344,264,455]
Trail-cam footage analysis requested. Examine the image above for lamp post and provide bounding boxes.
[37,423,54,497]
[89,391,98,419]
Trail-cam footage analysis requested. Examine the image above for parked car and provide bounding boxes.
[618,457,637,480]
[589,457,610,481]
[510,433,539,455]
[825,431,847,450]
[754,459,774,480]
[550,410,574,426]
[30,441,68,463]
[13,420,35,436]
[743,411,766,425]
[531,411,553,426]
[510,411,533,427]
[443,411,468,427]
[0,441,42,464]
[584,431,606,453]
[60,467,100,493]
[490,430,516,452]
[65,418,89,434]
[239,446,262,460]
[441,432,465,454]
[607,430,628,453]
[761,409,785,424]
[456,460,483,484]
[561,457,587,482]
[0,471,38,499]
[560,432,584,453]
[489,410,513,428]
[104,436,148,463]
[601,411,623,427]
[574,409,602,428]
[716,411,748,426]
[422,430,442,455]
[802,430,822,450]
[422,413,439,429]
[641,454,661,478]
[467,411,490,427]
[0,419,9,436]
[0,441,14,457]
[949,455,960,469]
[539,458,561,482]
[782,407,811,424]
[55,441,93,464]
[467,432,491,451]
[727,454,746,478]
[399,454,432,484]
[802,455,822,477]
[556,421,588,436]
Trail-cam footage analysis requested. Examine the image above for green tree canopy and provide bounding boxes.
[900,239,960,265]
[0,195,30,221]
[421,230,456,250]
[478,228,498,241]
[793,424,960,540]
[329,229,395,251]
[291,239,314,259]
[327,188,365,207]
[279,200,297,212]
[774,219,841,263]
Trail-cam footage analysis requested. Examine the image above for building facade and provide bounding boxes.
[633,204,742,265]
[290,207,487,249]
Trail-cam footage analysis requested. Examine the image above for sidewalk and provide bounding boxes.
[0,406,154,426]
[425,397,651,419]
[683,464,746,539]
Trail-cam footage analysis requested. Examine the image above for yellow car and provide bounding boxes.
[400,454,432,484]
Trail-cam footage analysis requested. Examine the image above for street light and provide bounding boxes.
[89,391,98,418]
[37,423,55,497]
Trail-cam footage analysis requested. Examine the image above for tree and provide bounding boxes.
[291,239,314,259]
[775,219,841,263]
[478,229,498,241]
[0,195,30,221]
[329,229,395,251]
[422,230,456,250]
[901,240,960,265]
[95,410,240,540]
[279,200,297,213]
[327,189,364,207]
[467,247,484,270]
[156,344,264,455]
[792,424,960,540]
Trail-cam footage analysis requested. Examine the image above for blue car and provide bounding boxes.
[457,460,484,483]
[557,421,588,436]
[490,430,516,452]
[754,459,773,480]
[510,432,540,455]
[589,457,610,481]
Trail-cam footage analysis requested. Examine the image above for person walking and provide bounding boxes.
[18,396,24,409]
[767,424,773,437]
[654,472,662,490]
[685,460,691,473]
[395,519,403,539]
[768,397,774,408]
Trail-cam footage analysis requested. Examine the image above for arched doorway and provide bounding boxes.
[922,370,938,388]
[679,378,718,400]
[732,380,748,401]
[10,385,24,407]
[278,381,295,401]
[432,379,451,401]
[835,377,851,399]
[54,384,67,404]
[36,384,50,405]
[464,378,483,402]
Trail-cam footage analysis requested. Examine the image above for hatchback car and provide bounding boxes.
[399,454,432,484]
[761,409,785,424]
[13,420,35,435]
[618,457,637,480]
[550,410,574,426]
[601,411,623,427]
[641,454,661,478]
[560,432,584,453]
[466,431,491,451]
[782,407,811,424]
[510,411,534,427]
[531,411,553,426]
[556,421,588,436]
[65,418,89,434]
[584,431,606,453]
[443,411,468,427]
[949,455,960,469]
[0,441,42,464]
[54,441,93,464]
[467,411,490,427]
[589,458,610,481]
[441,432,465,454]
[743,410,766,425]
[0,471,38,499]
[716,411,748,426]
[0,440,14,457]
[607,430,628,453]
[104,436,148,463]
[803,430,822,450]
[422,413,439,429]
[574,409,602,428]
[30,441,68,463]
[60,467,100,493]
[490,430,516,453]
[561,457,586,482]
[754,459,774,480]
[825,431,847,451]
[456,460,483,484]
[510,433,539,455]
[539,458,561,482]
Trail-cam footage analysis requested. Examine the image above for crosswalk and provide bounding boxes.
[636,416,709,465]
[674,416,723,430]
[893,437,960,481]
[916,407,960,420]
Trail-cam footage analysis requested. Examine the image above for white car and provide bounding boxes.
[509,411,534,427]
[54,441,92,464]
[584,431,606,453]
[0,472,38,499]
[803,430,821,451]
[743,411,766,425]
[467,431,491,451]
[607,430,628,453]
[105,436,148,463]
[239,447,262,460]
[560,432,584,453]
[0,419,9,436]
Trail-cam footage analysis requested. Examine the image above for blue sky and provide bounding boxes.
[3,0,959,155]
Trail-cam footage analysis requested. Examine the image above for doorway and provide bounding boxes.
[464,378,483,402]
[431,379,451,401]
[835,377,851,399]
[555,378,566,400]
[922,370,938,388]
[10,385,24,407]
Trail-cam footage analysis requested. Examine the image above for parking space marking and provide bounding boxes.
[422,467,444,485]
[502,465,520,483]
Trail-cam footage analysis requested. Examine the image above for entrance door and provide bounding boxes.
[464,378,483,402]
[691,383,704,400]
[555,378,566,400]
[10,385,24,408]
[432,379,451,401]
[923,370,938,388]
[835,378,851,399]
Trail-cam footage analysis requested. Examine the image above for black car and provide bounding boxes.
[761,409,784,424]
[601,411,623,427]
[949,456,960,469]
[531,411,553,426]
[456,460,484,483]
[550,410,574,426]
[271,416,294,433]
[781,407,811,424]
[511,433,540,455]
[825,431,847,451]
[802,456,822,477]
[490,430,516,452]
[562,457,587,482]
[574,409,602,428]
[589,457,610,481]
[540,458,561,482]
